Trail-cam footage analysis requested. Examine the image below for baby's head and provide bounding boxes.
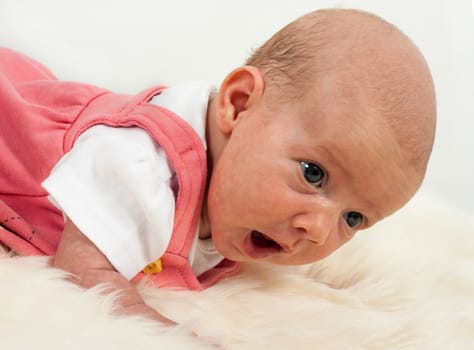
[203,9,436,265]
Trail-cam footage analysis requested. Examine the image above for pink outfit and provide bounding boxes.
[0,48,239,290]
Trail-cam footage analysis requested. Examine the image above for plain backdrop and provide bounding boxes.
[0,0,473,216]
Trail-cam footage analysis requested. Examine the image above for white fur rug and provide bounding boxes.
[1,193,473,350]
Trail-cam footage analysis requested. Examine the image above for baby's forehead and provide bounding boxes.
[293,113,419,219]
[292,70,380,123]
[297,87,427,192]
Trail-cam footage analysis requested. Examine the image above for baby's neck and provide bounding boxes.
[199,204,212,239]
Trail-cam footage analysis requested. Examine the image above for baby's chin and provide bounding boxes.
[211,238,241,261]
[210,234,250,263]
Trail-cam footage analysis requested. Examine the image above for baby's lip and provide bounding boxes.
[241,231,293,259]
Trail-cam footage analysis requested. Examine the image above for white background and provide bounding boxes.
[0,0,473,216]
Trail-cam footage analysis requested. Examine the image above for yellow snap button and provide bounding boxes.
[142,258,162,274]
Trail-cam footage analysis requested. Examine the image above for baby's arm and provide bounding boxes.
[53,218,174,325]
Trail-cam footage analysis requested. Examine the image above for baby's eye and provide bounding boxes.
[343,211,363,229]
[300,161,325,187]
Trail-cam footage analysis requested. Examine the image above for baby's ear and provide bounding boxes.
[215,66,265,134]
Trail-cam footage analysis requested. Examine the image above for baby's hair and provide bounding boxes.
[246,9,398,92]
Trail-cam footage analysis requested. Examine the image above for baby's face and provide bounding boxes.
[206,75,421,266]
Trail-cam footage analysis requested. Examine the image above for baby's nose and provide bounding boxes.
[290,205,338,246]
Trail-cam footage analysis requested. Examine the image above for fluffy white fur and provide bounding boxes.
[1,193,473,349]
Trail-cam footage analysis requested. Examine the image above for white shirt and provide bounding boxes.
[42,82,223,279]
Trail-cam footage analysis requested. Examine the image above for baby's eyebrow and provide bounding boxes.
[364,208,382,228]
[315,145,348,177]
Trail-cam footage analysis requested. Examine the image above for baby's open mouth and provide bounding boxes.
[250,231,281,250]
[241,231,285,259]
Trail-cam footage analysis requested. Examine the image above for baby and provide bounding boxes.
[0,9,436,324]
